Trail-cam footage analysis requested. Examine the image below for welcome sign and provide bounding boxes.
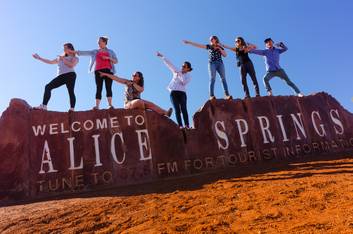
[0,92,352,200]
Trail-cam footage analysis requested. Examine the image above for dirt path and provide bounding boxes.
[1,157,353,233]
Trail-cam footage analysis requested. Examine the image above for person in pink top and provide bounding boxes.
[74,36,118,109]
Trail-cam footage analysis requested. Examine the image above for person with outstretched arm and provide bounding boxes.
[157,51,192,128]
[99,71,173,117]
[249,38,304,97]
[73,36,118,110]
[32,43,79,111]
[183,36,232,100]
[222,36,260,98]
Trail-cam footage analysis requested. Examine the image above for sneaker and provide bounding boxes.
[244,95,250,99]
[92,106,99,110]
[297,93,304,97]
[166,108,173,117]
[255,93,260,97]
[209,96,216,100]
[68,108,75,112]
[225,95,233,100]
[108,105,114,109]
[33,104,47,110]
[267,90,273,96]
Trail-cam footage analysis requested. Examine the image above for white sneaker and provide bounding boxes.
[267,90,273,96]
[33,104,47,110]
[68,108,74,112]
[297,93,304,97]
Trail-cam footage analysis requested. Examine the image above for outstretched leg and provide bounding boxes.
[263,71,276,93]
[43,74,66,106]
[277,69,301,94]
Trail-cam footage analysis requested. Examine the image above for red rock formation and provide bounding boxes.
[0,92,352,201]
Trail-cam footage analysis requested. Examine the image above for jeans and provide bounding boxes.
[240,61,260,97]
[263,69,301,94]
[95,68,113,99]
[208,60,230,97]
[170,90,189,127]
[43,72,76,108]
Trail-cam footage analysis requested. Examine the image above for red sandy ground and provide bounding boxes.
[1,157,353,233]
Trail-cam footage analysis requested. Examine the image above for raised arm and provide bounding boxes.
[243,43,257,53]
[99,72,130,85]
[276,42,288,54]
[75,50,95,56]
[221,43,236,52]
[32,53,58,64]
[156,51,178,73]
[249,48,266,56]
[183,40,207,49]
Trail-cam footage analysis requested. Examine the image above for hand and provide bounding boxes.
[98,71,107,77]
[32,53,40,59]
[156,51,163,57]
[183,40,189,44]
[101,56,111,60]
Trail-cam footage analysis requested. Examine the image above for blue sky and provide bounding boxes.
[1,0,352,124]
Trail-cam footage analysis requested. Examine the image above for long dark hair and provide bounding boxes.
[135,71,144,87]
[235,37,247,48]
[64,43,75,57]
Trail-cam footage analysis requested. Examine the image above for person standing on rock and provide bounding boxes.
[156,51,192,129]
[32,43,79,111]
[222,37,260,99]
[183,36,232,100]
[249,38,304,97]
[99,71,173,117]
[73,36,118,110]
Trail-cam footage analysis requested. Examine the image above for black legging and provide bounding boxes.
[95,68,113,100]
[43,72,76,108]
[240,61,260,97]
[170,90,189,127]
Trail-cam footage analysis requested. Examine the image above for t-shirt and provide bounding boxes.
[235,47,251,66]
[57,56,78,76]
[124,83,141,103]
[95,50,112,71]
[206,44,224,62]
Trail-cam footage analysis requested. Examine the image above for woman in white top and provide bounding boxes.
[157,52,192,128]
[32,43,79,111]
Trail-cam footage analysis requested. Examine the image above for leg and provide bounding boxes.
[240,64,250,97]
[104,75,113,106]
[64,73,77,109]
[170,91,183,127]
[208,62,216,97]
[277,69,301,94]
[263,71,276,92]
[125,99,168,115]
[247,62,260,96]
[43,75,66,106]
[180,92,189,127]
[94,71,104,108]
[143,99,168,115]
[216,61,230,96]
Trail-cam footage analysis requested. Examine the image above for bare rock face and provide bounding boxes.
[0,93,352,201]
